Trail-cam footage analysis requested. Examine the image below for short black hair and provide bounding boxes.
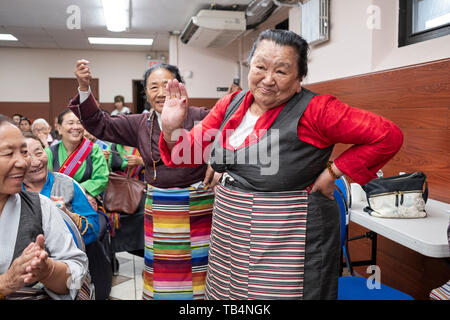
[19,117,31,125]
[142,63,184,89]
[57,109,73,125]
[248,29,309,79]
[114,95,125,103]
[12,113,23,118]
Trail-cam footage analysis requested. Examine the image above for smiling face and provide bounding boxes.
[145,68,176,114]
[59,111,84,145]
[0,123,30,198]
[248,40,302,110]
[24,137,48,186]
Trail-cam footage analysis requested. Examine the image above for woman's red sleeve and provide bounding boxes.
[298,95,403,185]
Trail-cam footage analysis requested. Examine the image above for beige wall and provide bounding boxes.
[2,1,448,103]
[0,48,167,102]
[370,0,450,71]
[289,0,450,84]
[169,6,291,98]
[172,39,240,99]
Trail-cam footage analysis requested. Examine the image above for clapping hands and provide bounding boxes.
[5,235,54,293]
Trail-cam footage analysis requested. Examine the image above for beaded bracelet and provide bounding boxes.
[326,161,340,180]
[80,216,89,236]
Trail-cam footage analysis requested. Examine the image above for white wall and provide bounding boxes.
[0,48,167,102]
[0,6,290,102]
[3,1,448,102]
[173,39,240,99]
[289,0,450,84]
[304,0,373,83]
[370,0,450,72]
[170,6,291,98]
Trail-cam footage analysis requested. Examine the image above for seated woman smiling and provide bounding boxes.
[0,115,88,300]
[22,132,99,246]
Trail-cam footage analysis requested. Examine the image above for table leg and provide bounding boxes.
[348,231,378,270]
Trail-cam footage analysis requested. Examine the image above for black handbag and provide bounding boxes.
[362,171,428,218]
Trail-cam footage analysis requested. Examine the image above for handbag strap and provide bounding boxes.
[363,206,374,215]
[422,178,428,203]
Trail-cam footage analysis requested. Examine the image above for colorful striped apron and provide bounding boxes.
[205,184,309,300]
[143,185,214,300]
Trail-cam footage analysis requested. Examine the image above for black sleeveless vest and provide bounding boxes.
[49,143,93,183]
[209,88,334,192]
[11,191,44,262]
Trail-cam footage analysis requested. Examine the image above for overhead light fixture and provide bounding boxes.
[101,0,129,32]
[0,34,18,41]
[88,37,153,46]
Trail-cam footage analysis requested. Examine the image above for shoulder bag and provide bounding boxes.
[103,171,146,214]
[362,171,428,218]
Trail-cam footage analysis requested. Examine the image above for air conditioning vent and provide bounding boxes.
[301,0,329,45]
[180,10,246,48]
[180,20,199,44]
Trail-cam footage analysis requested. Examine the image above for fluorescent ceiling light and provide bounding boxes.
[88,37,153,46]
[101,0,129,32]
[0,34,18,41]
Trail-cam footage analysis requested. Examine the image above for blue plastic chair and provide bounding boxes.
[335,176,414,300]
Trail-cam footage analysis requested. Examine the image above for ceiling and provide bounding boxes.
[0,0,255,52]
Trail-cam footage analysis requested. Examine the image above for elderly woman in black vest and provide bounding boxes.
[159,29,404,300]
[0,115,88,300]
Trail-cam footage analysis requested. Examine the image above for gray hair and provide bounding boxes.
[31,118,50,131]
[247,29,309,79]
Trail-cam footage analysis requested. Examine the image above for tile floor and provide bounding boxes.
[107,251,358,300]
[109,252,145,300]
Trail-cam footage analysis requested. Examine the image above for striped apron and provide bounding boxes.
[205,183,340,300]
[143,185,214,300]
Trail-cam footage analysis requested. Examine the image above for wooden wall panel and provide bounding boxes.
[305,58,450,203]
[306,58,450,300]
[189,98,219,109]
[308,61,450,111]
[99,98,219,114]
[49,78,98,123]
[0,98,220,124]
[0,102,50,122]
